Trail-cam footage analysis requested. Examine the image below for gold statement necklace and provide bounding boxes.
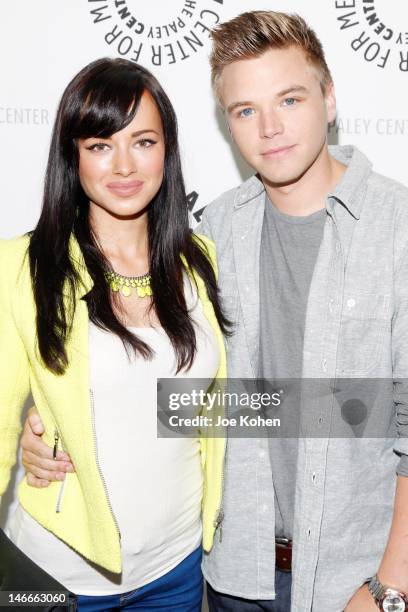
[105,269,152,298]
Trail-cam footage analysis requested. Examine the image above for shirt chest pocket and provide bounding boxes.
[337,292,390,375]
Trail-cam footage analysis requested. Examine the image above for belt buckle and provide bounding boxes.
[275,537,291,547]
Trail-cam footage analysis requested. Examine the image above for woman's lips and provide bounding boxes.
[106,180,144,196]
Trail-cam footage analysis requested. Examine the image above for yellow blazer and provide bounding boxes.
[0,233,226,573]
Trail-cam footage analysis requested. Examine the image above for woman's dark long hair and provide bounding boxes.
[29,57,230,375]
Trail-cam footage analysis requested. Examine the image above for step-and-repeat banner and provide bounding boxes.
[1,0,407,519]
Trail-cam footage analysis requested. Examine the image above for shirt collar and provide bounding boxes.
[234,175,265,208]
[233,145,372,221]
[327,145,372,220]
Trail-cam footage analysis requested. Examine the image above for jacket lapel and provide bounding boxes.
[231,177,265,378]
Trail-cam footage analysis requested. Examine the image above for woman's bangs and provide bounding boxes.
[74,75,144,139]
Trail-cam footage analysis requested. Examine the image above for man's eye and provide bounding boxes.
[283,98,297,107]
[239,108,254,118]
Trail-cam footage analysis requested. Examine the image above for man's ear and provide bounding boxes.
[325,81,337,125]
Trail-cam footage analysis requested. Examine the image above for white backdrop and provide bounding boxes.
[1,0,407,541]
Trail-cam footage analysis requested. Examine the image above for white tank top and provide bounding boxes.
[7,277,220,595]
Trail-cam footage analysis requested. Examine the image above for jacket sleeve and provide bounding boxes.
[0,240,30,496]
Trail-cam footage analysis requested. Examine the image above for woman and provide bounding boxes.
[0,57,228,610]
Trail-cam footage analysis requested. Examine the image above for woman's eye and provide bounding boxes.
[87,143,109,152]
[136,139,156,148]
[238,108,254,118]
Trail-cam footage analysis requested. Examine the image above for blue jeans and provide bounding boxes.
[75,547,203,611]
[206,569,292,611]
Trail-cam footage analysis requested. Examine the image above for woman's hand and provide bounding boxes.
[20,407,75,487]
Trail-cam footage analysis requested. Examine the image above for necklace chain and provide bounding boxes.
[105,269,152,298]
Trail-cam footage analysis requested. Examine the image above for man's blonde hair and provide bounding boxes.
[210,11,332,100]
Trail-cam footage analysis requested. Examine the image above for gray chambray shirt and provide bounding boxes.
[197,146,408,611]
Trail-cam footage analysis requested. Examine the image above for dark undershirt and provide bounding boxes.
[258,195,326,538]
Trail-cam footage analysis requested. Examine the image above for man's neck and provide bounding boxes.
[263,146,347,217]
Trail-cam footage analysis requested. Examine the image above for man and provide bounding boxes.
[18,10,408,612]
[197,10,408,612]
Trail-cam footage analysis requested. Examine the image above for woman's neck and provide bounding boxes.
[89,203,149,276]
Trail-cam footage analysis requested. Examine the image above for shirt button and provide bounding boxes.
[312,472,317,483]
[322,358,327,372]
[261,504,268,514]
[335,242,341,253]
[328,299,334,313]
[259,449,266,459]
[347,298,356,308]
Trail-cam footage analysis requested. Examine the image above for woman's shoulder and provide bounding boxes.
[0,234,31,279]
[0,233,30,255]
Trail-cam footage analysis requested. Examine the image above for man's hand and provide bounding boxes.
[344,583,378,611]
[20,407,75,487]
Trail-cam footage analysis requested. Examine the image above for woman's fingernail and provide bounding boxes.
[56,473,66,481]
